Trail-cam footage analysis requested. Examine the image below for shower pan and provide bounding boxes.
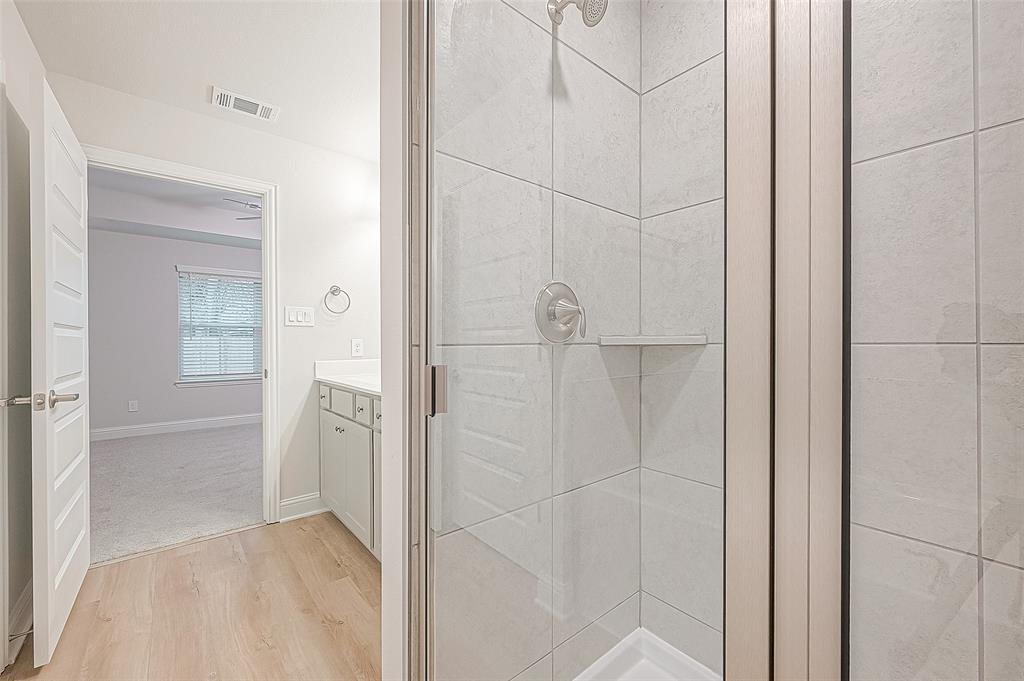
[409,0,772,679]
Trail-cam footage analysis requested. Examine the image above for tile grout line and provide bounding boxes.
[435,150,643,221]
[637,0,644,622]
[644,590,723,635]
[851,521,981,560]
[641,50,724,97]
[971,0,985,677]
[498,0,642,95]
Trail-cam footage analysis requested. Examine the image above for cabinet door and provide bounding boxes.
[319,410,347,519]
[372,431,381,558]
[342,425,373,548]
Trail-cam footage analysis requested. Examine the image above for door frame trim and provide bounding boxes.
[81,145,282,524]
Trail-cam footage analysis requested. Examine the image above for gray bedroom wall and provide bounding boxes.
[88,229,262,432]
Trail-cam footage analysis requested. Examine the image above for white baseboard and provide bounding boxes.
[280,492,327,522]
[90,413,262,441]
[6,579,31,667]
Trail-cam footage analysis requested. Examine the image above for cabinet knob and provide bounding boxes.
[357,406,364,413]
[320,394,327,400]
[335,425,345,433]
[375,413,382,420]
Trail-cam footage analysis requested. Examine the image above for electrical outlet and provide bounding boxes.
[351,338,364,357]
[128,400,138,412]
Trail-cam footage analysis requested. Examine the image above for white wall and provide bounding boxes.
[88,229,262,431]
[48,72,381,506]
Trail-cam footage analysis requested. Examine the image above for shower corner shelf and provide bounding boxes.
[597,334,708,347]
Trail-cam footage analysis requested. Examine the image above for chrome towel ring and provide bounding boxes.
[324,285,351,314]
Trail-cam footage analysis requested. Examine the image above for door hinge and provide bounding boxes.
[424,364,448,417]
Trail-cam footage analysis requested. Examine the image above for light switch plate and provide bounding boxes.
[128,400,138,412]
[351,338,364,357]
[285,306,315,327]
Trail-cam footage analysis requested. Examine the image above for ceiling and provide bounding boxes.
[15,0,380,162]
[89,166,263,247]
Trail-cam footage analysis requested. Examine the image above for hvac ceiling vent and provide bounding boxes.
[211,86,280,122]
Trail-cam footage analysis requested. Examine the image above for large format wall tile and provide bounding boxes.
[641,55,724,217]
[980,346,1024,568]
[504,0,642,90]
[434,345,552,534]
[983,561,1024,681]
[849,525,979,681]
[434,501,553,681]
[640,200,724,341]
[511,655,552,681]
[552,593,639,679]
[553,346,640,494]
[436,155,552,344]
[640,592,722,676]
[979,123,1024,342]
[554,43,640,217]
[851,0,973,161]
[552,470,640,644]
[553,193,641,340]
[435,0,552,185]
[851,345,978,552]
[851,137,976,343]
[641,345,723,488]
[978,0,1024,129]
[641,0,724,93]
[641,469,723,630]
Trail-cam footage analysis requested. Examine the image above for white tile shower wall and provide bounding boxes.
[640,54,724,218]
[640,469,724,632]
[850,1,1024,678]
[640,200,724,340]
[977,0,1024,129]
[432,2,647,679]
[553,193,641,340]
[552,593,640,679]
[553,42,640,216]
[435,0,552,186]
[640,345,723,488]
[552,470,640,644]
[553,347,640,494]
[434,1,729,676]
[982,560,1024,679]
[978,122,1024,342]
[849,525,979,681]
[637,0,725,668]
[850,0,974,163]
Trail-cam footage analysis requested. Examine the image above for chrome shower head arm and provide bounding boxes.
[546,0,576,25]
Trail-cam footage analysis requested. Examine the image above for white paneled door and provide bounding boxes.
[32,83,89,667]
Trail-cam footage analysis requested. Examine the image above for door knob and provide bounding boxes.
[48,390,80,409]
[535,282,587,343]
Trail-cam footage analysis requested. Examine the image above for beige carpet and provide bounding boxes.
[89,424,263,563]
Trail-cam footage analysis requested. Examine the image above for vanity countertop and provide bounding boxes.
[314,358,381,398]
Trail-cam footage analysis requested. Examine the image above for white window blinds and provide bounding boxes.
[177,266,262,382]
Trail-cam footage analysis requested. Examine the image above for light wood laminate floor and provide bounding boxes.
[2,513,381,681]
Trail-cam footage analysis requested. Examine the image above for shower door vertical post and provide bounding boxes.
[724,0,775,678]
[772,0,845,679]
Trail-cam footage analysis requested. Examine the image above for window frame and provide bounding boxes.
[174,264,264,387]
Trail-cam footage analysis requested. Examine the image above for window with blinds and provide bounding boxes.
[176,266,262,383]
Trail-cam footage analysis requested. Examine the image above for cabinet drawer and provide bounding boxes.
[330,388,354,418]
[355,394,373,426]
[318,384,331,409]
[372,399,382,431]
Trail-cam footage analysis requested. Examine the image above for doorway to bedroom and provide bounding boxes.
[87,164,268,564]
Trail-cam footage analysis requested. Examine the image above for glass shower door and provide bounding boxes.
[421,0,740,679]
[846,1,1024,679]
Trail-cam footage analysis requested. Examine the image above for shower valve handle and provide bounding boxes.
[535,282,587,343]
